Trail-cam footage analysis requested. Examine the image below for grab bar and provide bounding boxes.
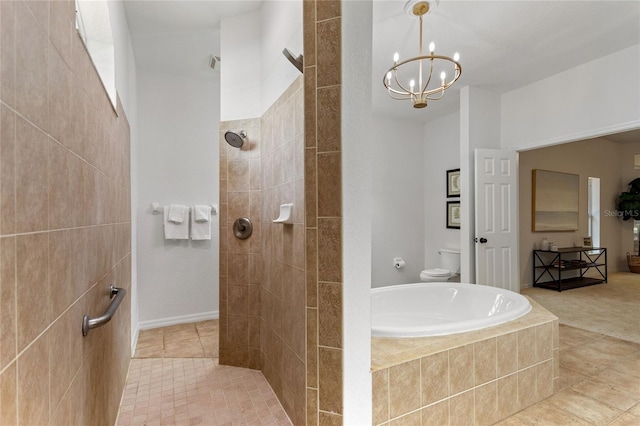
[82,285,127,336]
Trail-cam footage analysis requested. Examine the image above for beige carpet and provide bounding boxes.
[522,272,640,343]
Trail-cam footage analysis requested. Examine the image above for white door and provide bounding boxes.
[474,149,519,292]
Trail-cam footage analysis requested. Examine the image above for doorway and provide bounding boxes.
[588,177,601,248]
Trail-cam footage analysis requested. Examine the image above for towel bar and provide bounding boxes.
[82,285,127,336]
[151,203,217,215]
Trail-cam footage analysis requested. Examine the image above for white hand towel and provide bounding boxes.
[164,206,189,240]
[168,204,188,224]
[190,205,211,240]
[194,205,211,222]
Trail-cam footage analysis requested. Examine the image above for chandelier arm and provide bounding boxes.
[425,89,445,101]
[387,91,414,101]
[422,66,462,97]
[392,71,413,95]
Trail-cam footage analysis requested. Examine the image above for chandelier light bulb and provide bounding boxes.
[429,42,435,54]
[410,79,415,90]
[440,71,446,84]
[393,52,399,63]
[454,52,460,62]
[386,72,392,85]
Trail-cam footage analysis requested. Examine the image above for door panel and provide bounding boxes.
[475,149,519,292]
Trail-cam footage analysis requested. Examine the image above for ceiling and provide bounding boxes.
[373,0,640,123]
[123,0,640,124]
[600,129,640,144]
[123,0,262,79]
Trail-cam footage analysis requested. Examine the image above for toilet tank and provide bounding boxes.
[439,248,461,273]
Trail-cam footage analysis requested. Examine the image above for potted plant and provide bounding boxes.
[617,177,640,272]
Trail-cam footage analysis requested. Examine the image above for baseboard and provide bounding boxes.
[137,311,219,331]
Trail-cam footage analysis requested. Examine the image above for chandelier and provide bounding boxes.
[383,0,462,109]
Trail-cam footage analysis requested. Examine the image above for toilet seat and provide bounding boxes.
[421,268,451,277]
[420,268,453,281]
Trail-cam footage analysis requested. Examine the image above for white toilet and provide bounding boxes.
[420,248,461,282]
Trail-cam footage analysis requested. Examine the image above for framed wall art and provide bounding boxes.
[447,201,461,229]
[446,168,460,197]
[532,169,579,231]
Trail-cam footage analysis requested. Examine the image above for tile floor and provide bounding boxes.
[119,321,640,425]
[496,324,640,425]
[116,321,292,426]
[133,321,220,359]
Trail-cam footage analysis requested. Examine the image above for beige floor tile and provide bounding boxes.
[609,412,640,426]
[162,322,196,334]
[494,400,593,426]
[164,328,200,344]
[583,336,640,357]
[591,368,640,398]
[134,345,164,358]
[545,388,623,425]
[570,379,639,411]
[556,366,588,391]
[559,324,607,347]
[560,347,609,376]
[136,331,164,348]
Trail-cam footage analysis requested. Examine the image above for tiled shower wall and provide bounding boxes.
[0,1,132,425]
[304,0,344,424]
[218,117,262,369]
[219,76,306,425]
[260,77,306,425]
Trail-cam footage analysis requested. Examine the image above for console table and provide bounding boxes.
[533,247,607,291]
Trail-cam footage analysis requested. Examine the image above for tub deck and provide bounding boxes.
[372,297,557,371]
[371,297,560,426]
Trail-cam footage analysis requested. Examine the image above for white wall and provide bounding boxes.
[108,0,139,344]
[260,0,303,113]
[220,10,262,121]
[221,1,302,121]
[371,116,425,287]
[136,69,220,325]
[342,1,373,423]
[502,44,640,151]
[424,112,460,269]
[459,86,502,283]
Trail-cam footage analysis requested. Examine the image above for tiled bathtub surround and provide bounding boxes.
[219,76,306,424]
[0,1,132,425]
[371,299,559,425]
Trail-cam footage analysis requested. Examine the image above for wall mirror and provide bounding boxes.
[532,169,579,231]
[75,0,117,111]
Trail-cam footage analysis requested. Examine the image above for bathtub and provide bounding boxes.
[371,282,531,337]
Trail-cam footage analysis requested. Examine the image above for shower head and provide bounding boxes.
[224,130,246,148]
[282,48,303,73]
